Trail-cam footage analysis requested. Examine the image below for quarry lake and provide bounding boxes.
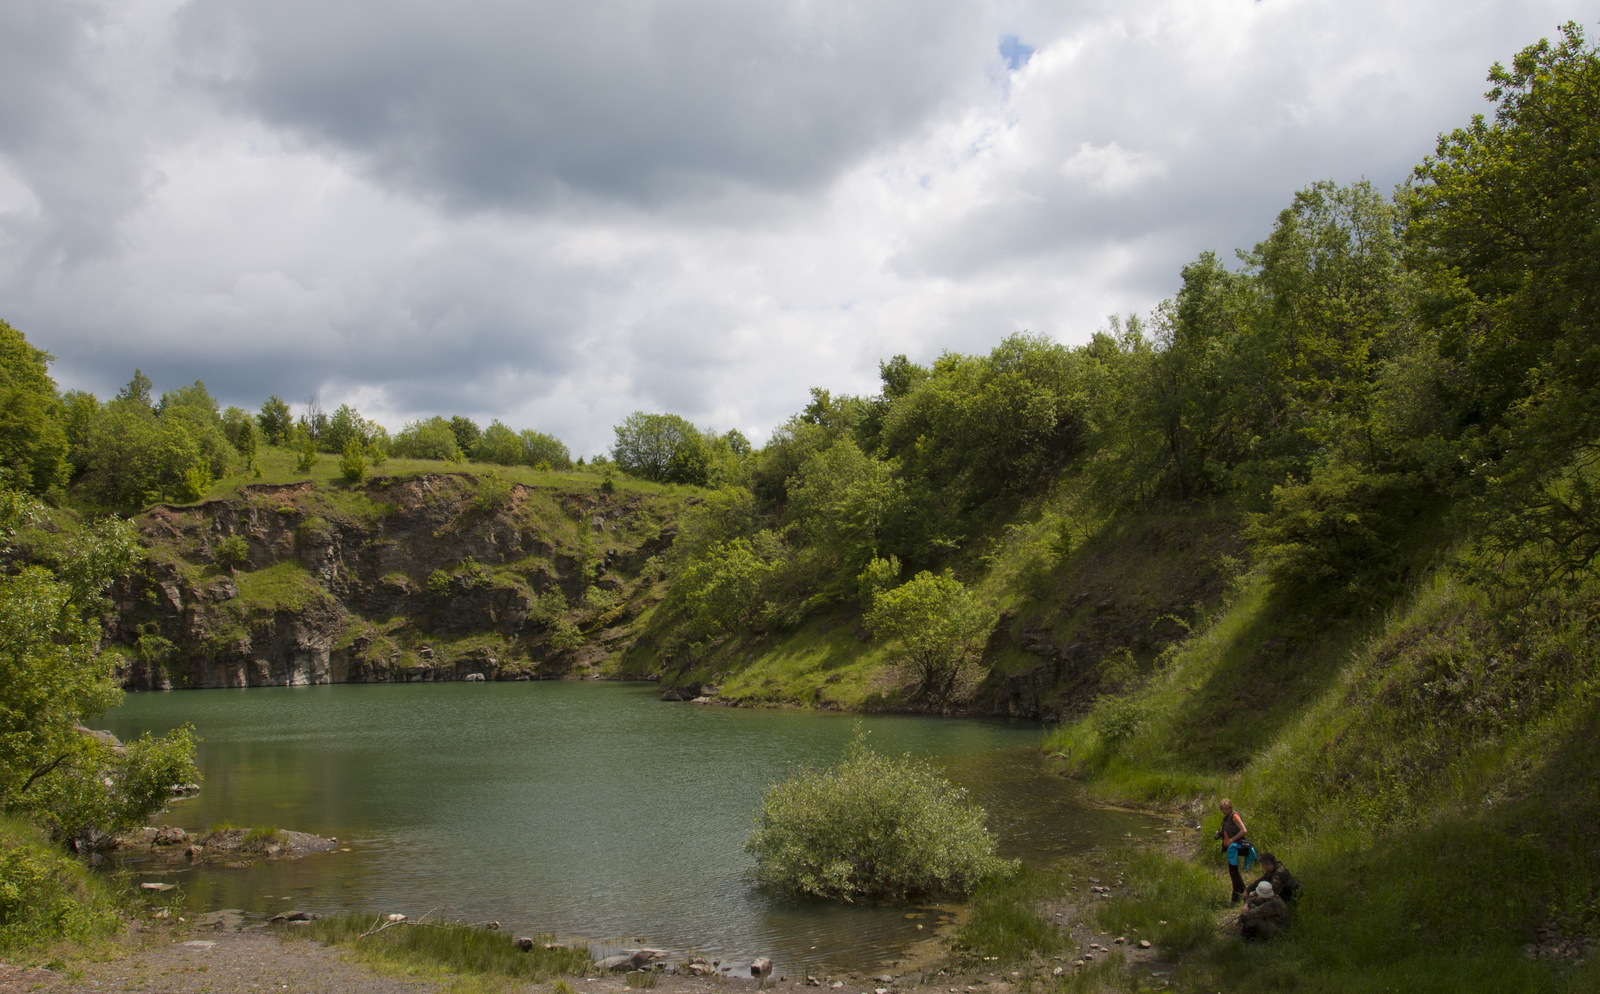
[101,682,1165,970]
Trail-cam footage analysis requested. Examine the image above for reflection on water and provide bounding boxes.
[101,682,1164,970]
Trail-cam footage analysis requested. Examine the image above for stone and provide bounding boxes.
[464,673,486,682]
[626,949,670,970]
[878,975,894,983]
[185,845,204,861]
[180,940,217,949]
[1052,967,1064,976]
[269,911,319,922]
[139,882,176,892]
[751,958,773,977]
[514,937,535,952]
[598,955,633,972]
[153,826,187,846]
[1138,940,1151,949]
[387,913,406,922]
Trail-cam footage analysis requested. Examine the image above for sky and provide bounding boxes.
[0,0,1593,456]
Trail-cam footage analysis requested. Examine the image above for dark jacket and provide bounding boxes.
[1249,864,1298,903]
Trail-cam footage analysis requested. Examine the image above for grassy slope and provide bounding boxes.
[1040,565,1600,992]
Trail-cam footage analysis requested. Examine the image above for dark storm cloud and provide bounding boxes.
[178,0,992,210]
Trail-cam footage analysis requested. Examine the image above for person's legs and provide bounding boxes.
[1228,861,1245,903]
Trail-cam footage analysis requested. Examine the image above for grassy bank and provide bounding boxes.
[0,816,122,962]
[297,914,592,986]
[1009,560,1600,992]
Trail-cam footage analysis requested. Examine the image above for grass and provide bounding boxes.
[298,914,591,985]
[0,815,121,958]
[204,446,688,501]
[1028,559,1600,992]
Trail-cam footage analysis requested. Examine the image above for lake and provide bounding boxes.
[100,682,1165,972]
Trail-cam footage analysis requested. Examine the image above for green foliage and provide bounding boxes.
[865,569,995,701]
[177,462,212,502]
[0,491,197,844]
[953,867,1070,963]
[338,439,367,483]
[1407,23,1600,584]
[214,534,250,568]
[257,395,292,445]
[448,416,481,455]
[745,733,1015,902]
[546,619,584,652]
[391,416,463,462]
[0,817,119,950]
[427,569,452,597]
[472,474,513,512]
[322,404,385,455]
[612,411,711,484]
[0,320,69,496]
[295,434,319,473]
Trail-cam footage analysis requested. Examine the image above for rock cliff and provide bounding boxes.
[107,474,682,690]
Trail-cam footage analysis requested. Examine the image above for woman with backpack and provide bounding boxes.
[1214,798,1255,903]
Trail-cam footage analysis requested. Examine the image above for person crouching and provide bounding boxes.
[1240,881,1289,941]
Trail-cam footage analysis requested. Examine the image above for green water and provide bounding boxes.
[101,682,1164,971]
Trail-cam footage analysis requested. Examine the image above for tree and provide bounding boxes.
[866,570,995,702]
[519,429,572,470]
[338,439,367,483]
[114,370,152,408]
[612,412,702,482]
[1407,23,1600,580]
[448,416,481,456]
[0,321,69,496]
[257,395,292,445]
[473,420,523,465]
[0,491,197,842]
[391,417,462,461]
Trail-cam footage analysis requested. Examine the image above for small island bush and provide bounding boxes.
[745,734,1015,902]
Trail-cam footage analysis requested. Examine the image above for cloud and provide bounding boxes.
[0,0,1591,455]
[177,0,995,211]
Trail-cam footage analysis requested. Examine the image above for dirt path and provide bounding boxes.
[2,926,443,994]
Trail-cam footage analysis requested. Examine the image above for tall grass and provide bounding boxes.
[300,914,591,982]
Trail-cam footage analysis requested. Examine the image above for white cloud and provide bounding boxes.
[0,0,1592,455]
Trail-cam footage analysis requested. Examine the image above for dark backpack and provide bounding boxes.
[1277,868,1301,904]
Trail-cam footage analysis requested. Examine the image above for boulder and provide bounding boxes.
[751,958,773,977]
[514,937,535,952]
[464,672,486,682]
[153,826,187,846]
[597,955,634,972]
[269,911,320,922]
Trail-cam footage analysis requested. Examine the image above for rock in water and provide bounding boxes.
[751,958,773,977]
[153,826,187,846]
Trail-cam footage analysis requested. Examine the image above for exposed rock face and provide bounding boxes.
[108,475,677,691]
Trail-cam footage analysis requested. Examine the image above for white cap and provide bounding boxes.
[1256,881,1274,898]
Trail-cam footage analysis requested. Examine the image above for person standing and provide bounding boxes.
[1214,798,1252,903]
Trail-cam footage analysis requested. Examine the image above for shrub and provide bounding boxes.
[0,818,119,950]
[214,534,249,567]
[473,475,513,512]
[177,463,212,502]
[547,620,583,652]
[295,436,319,473]
[745,733,1015,902]
[339,439,367,483]
[427,569,452,597]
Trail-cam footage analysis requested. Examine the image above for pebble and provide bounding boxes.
[1139,940,1152,949]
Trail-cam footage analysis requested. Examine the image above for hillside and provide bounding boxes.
[103,473,686,689]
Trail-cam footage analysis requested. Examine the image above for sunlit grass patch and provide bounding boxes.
[298,914,590,983]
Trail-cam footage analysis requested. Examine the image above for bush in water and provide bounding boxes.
[745,732,1015,902]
